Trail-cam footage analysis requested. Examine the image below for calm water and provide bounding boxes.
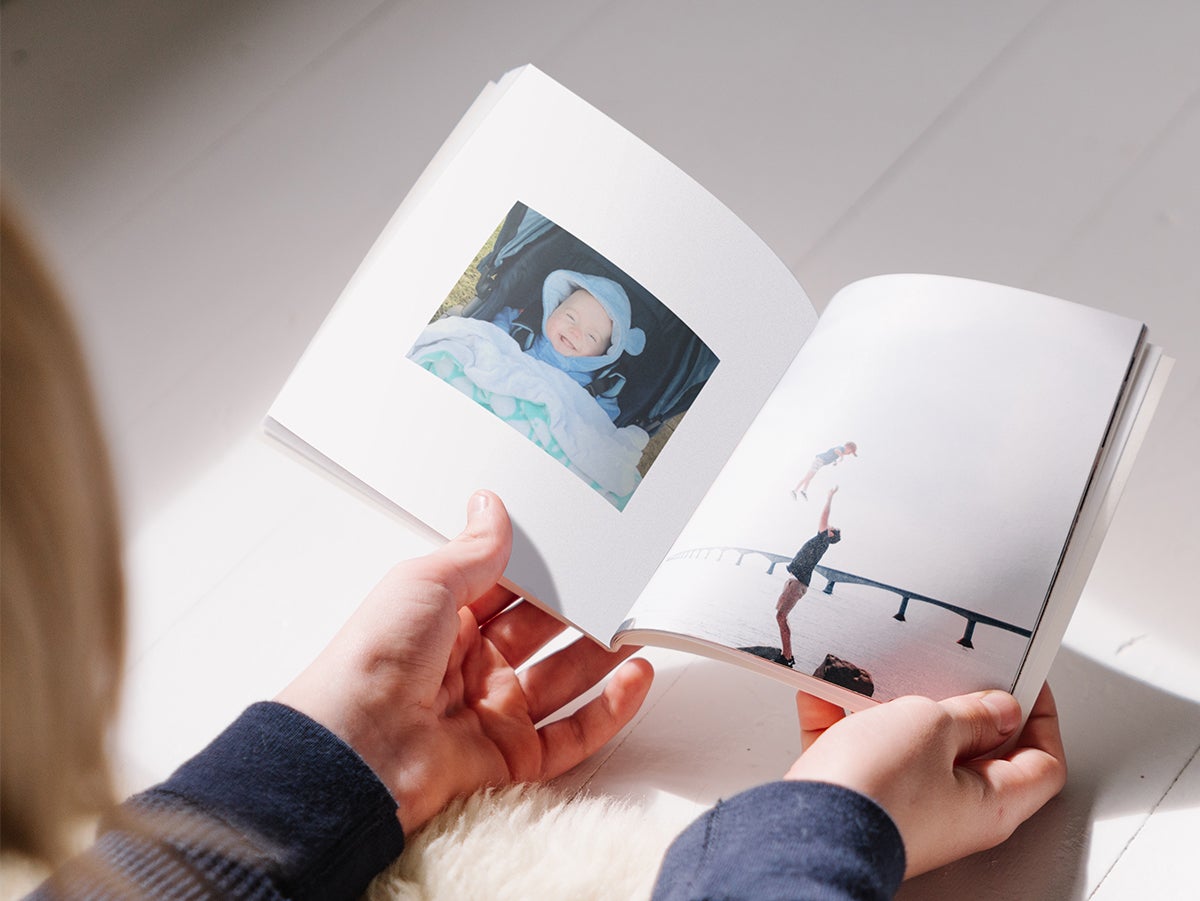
[627,555,1030,702]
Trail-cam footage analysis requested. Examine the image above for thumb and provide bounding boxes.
[369,489,511,619]
[941,691,1023,762]
[386,490,513,610]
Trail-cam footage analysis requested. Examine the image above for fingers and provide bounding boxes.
[519,636,642,725]
[467,582,521,624]
[796,691,845,751]
[797,691,846,730]
[479,600,568,668]
[950,693,1065,856]
[968,684,1067,819]
[968,749,1065,843]
[1018,683,1067,776]
[536,657,654,779]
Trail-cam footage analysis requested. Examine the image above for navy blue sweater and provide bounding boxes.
[30,703,905,900]
[30,703,405,900]
[653,781,905,900]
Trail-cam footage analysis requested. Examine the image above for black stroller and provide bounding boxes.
[459,203,719,436]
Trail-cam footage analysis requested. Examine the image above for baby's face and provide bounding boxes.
[545,289,613,358]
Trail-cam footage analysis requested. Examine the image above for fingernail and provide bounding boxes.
[468,491,490,520]
[979,691,1021,735]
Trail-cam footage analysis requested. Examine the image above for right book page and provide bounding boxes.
[620,273,1149,709]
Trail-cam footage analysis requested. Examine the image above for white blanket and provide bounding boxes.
[408,317,648,507]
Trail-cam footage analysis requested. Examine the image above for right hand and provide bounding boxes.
[277,491,654,833]
[785,683,1066,878]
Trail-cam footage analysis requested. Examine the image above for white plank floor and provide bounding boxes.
[4,2,1198,898]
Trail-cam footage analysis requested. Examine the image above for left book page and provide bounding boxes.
[266,66,816,642]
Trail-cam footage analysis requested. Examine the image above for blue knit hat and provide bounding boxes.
[541,270,646,372]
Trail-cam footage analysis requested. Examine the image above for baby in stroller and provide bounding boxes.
[407,268,653,510]
[490,269,646,422]
[406,203,715,510]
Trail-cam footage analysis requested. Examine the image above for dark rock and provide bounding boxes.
[813,653,875,697]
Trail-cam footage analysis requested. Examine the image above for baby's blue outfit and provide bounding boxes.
[492,269,646,422]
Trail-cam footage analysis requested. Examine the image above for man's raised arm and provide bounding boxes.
[818,486,837,533]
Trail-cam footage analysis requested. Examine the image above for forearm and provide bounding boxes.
[31,703,406,900]
[652,781,905,901]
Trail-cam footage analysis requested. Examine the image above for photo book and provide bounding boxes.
[266,65,1169,715]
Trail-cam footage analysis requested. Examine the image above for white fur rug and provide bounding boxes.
[366,785,684,901]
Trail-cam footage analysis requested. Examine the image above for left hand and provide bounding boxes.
[786,683,1066,878]
[277,490,654,832]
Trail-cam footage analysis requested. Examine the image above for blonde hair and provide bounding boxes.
[1,205,126,864]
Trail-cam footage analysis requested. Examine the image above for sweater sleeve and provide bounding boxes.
[651,781,906,901]
[30,702,406,901]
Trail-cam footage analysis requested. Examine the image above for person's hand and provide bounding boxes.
[785,683,1066,878]
[828,485,838,495]
[276,490,654,833]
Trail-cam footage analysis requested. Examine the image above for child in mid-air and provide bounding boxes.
[491,269,646,421]
[792,441,857,499]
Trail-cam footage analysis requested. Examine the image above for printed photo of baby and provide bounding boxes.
[406,202,719,511]
[493,269,646,423]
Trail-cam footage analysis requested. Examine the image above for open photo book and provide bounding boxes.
[266,65,1169,715]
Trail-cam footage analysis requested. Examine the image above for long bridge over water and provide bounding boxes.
[666,545,1032,649]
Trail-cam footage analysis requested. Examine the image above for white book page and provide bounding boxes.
[1008,341,1167,715]
[267,66,815,642]
[622,274,1144,706]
